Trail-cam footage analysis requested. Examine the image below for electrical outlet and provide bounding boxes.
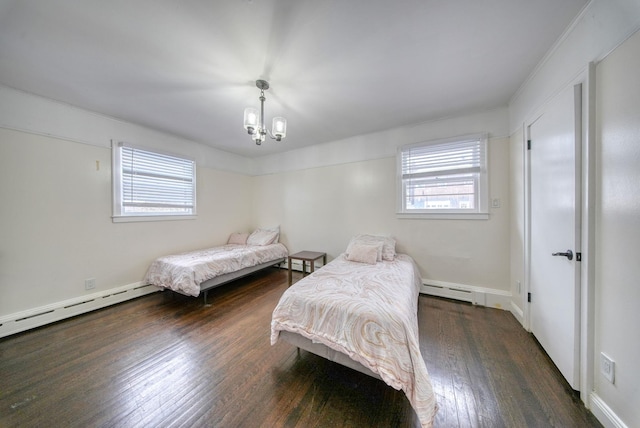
[600,353,615,384]
[491,198,501,208]
[85,278,96,290]
[516,280,521,294]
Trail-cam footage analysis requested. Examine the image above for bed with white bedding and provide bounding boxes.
[144,228,288,303]
[270,235,437,427]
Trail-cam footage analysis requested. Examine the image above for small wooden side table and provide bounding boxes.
[288,251,327,285]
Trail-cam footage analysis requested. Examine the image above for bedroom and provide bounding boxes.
[1,1,639,427]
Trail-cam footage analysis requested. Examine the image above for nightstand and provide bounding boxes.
[288,251,327,285]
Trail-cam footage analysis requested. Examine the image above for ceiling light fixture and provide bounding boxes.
[243,79,287,145]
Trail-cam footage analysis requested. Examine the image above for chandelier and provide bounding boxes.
[243,79,287,145]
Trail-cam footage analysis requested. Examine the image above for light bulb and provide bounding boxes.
[272,117,287,140]
[244,107,259,132]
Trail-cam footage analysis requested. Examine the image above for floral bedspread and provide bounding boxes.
[144,243,288,296]
[270,253,437,427]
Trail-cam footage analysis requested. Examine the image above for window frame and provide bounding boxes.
[396,133,489,220]
[112,141,196,223]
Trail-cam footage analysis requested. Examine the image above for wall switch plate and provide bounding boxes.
[491,198,501,208]
[85,278,96,290]
[600,353,615,383]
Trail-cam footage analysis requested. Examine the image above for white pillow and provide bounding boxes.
[261,225,280,243]
[345,243,379,264]
[227,232,249,245]
[247,227,279,246]
[347,234,396,261]
[346,239,383,262]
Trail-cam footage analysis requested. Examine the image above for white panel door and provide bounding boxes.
[529,84,581,390]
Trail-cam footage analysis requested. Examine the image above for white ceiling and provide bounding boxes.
[0,0,588,158]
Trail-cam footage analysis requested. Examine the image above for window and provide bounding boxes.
[397,134,488,218]
[112,141,196,222]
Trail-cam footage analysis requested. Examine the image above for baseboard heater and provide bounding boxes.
[420,279,511,310]
[280,259,325,273]
[421,283,474,303]
[0,283,160,339]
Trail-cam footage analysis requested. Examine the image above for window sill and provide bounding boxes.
[112,215,197,223]
[396,212,489,220]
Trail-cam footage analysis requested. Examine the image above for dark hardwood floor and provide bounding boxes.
[0,268,601,427]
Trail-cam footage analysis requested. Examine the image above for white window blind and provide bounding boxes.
[112,142,196,221]
[397,134,488,216]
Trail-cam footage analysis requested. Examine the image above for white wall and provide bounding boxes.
[0,89,253,317]
[508,1,640,426]
[253,109,512,295]
[509,0,640,132]
[256,107,509,175]
[0,85,254,175]
[594,28,640,427]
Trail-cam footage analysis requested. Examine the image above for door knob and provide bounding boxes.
[552,249,573,261]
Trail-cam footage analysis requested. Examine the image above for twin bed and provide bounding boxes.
[144,231,437,426]
[143,227,287,304]
[271,235,437,427]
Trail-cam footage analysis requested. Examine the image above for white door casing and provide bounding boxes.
[528,83,582,390]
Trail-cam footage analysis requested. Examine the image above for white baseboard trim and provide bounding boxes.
[510,300,525,326]
[0,282,160,338]
[420,279,511,310]
[589,392,629,428]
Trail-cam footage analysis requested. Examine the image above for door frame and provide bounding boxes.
[522,63,596,405]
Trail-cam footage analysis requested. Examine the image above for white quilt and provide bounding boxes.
[144,243,288,297]
[271,253,437,427]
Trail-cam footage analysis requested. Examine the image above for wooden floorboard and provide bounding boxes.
[0,268,601,427]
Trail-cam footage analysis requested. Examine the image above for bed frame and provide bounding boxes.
[195,257,285,305]
[279,330,381,380]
